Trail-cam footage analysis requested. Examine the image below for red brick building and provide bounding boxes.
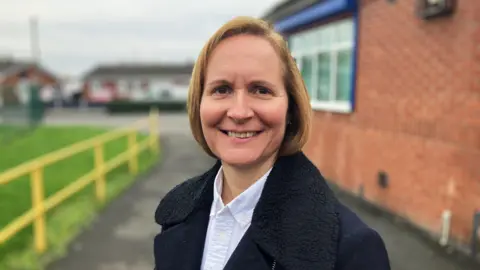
[265,0,479,249]
[0,59,60,104]
[0,59,58,88]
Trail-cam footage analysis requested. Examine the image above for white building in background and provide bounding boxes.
[82,62,193,103]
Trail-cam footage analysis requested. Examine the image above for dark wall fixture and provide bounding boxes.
[358,184,365,198]
[471,210,480,257]
[387,0,396,4]
[416,0,456,20]
[377,171,389,189]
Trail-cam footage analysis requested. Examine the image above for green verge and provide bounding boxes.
[0,125,159,270]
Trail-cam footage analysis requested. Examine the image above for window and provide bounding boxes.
[289,18,355,113]
[300,56,313,92]
[117,79,128,95]
[91,81,102,93]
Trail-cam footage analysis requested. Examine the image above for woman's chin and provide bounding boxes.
[218,152,261,168]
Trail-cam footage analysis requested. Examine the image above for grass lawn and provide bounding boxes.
[0,124,32,144]
[0,125,159,270]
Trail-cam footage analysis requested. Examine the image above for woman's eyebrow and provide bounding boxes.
[249,80,276,89]
[205,79,231,87]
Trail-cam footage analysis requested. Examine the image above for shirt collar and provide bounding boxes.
[210,166,272,226]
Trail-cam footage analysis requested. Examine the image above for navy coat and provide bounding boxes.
[154,151,391,270]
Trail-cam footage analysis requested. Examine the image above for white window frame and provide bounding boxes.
[290,19,355,114]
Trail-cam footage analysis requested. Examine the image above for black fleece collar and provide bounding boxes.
[155,151,340,270]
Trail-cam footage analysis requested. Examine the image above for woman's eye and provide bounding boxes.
[253,86,271,95]
[213,85,231,95]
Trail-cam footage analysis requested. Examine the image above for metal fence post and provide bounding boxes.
[149,107,159,155]
[94,142,106,202]
[31,163,46,253]
[128,130,138,174]
[28,83,44,127]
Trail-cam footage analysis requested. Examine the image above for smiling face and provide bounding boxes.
[200,34,289,169]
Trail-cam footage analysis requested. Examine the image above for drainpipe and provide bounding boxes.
[471,209,480,256]
[439,209,452,246]
[440,179,456,247]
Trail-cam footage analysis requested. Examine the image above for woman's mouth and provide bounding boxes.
[219,130,262,138]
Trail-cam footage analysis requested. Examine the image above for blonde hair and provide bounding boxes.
[187,16,312,158]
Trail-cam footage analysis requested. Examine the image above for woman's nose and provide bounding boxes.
[226,91,254,121]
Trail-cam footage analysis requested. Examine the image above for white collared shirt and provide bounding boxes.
[200,166,271,270]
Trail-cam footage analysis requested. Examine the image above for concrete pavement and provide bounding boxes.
[45,111,477,270]
[334,189,477,270]
[48,135,215,270]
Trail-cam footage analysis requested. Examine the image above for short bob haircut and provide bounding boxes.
[187,16,312,158]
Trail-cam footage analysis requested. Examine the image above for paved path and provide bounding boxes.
[48,134,215,270]
[335,191,476,270]
[46,111,477,270]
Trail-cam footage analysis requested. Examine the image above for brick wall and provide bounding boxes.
[304,0,480,245]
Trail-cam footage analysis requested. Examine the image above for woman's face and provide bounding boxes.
[200,34,289,168]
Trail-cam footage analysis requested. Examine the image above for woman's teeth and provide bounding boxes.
[227,131,257,138]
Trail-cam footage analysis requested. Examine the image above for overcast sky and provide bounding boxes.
[0,0,281,78]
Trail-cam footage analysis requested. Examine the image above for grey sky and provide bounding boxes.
[0,0,281,77]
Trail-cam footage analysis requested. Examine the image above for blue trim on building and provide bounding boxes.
[275,0,359,113]
[349,8,359,112]
[274,0,357,33]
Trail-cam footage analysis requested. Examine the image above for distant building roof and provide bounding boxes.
[83,62,194,79]
[0,59,34,75]
[0,58,58,82]
[262,0,320,23]
[0,60,14,72]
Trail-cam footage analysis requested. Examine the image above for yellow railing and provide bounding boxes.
[0,108,160,254]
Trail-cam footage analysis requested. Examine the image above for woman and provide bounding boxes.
[154,16,391,270]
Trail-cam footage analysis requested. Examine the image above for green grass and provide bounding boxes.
[0,125,159,270]
[0,124,33,144]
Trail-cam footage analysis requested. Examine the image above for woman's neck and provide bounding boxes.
[221,156,276,205]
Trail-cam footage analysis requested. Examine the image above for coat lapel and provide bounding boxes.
[154,163,218,270]
[249,152,340,270]
[153,208,210,270]
[223,229,275,270]
[154,152,340,270]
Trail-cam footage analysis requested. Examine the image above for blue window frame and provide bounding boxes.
[275,0,358,113]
